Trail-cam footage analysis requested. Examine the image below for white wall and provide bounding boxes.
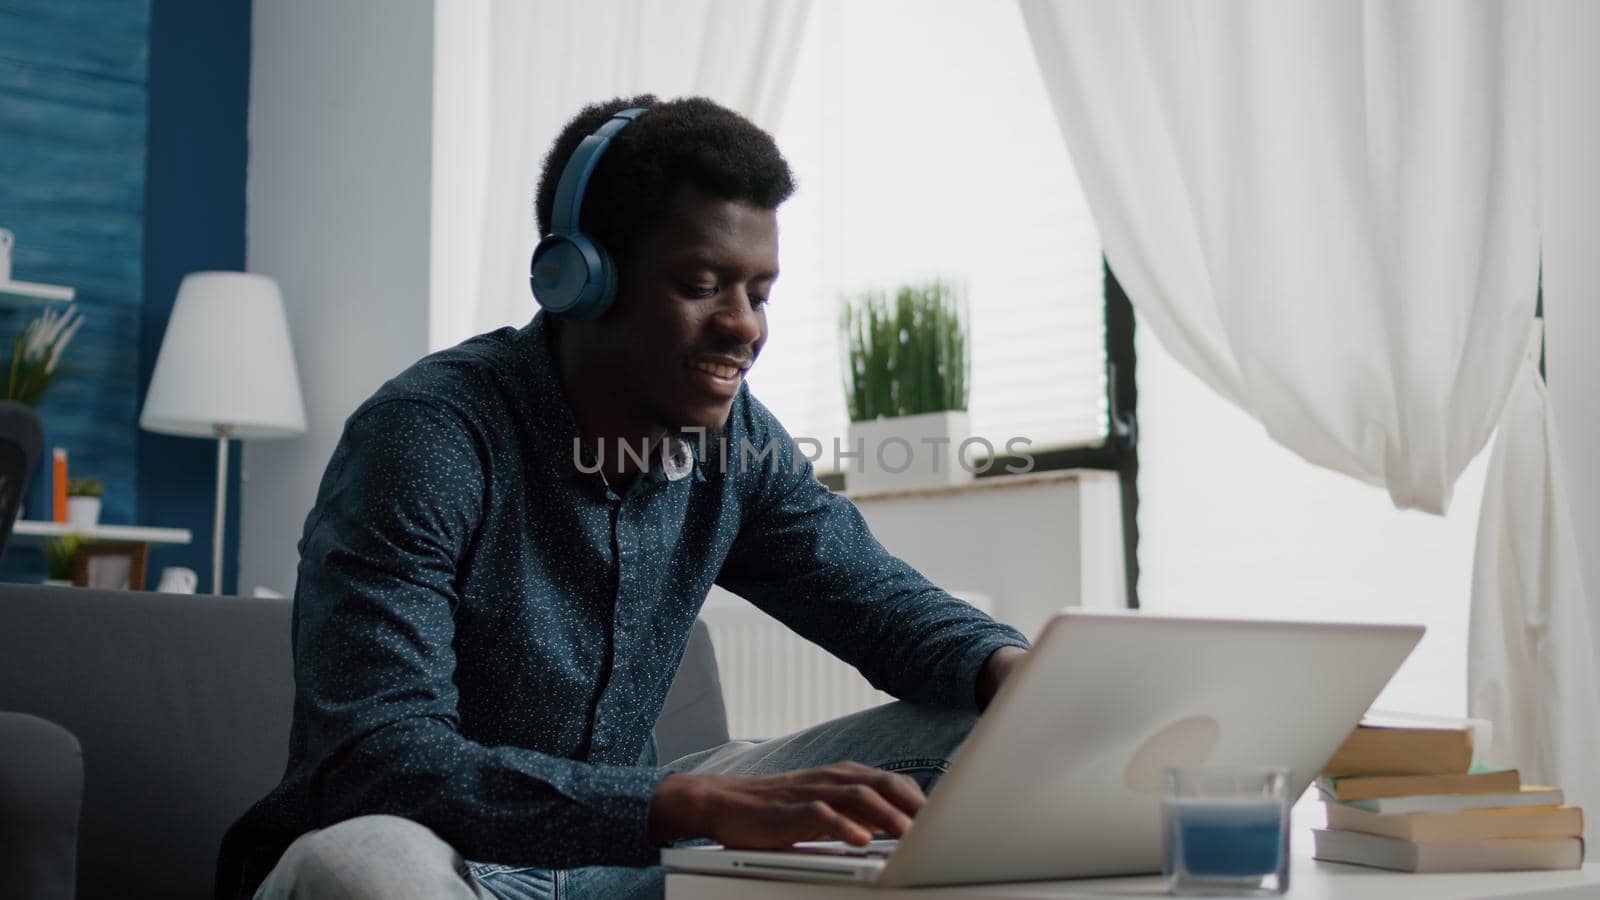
[1542,0,1600,619]
[430,0,490,352]
[239,0,435,595]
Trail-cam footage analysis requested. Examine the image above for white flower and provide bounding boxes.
[26,307,57,361]
[45,309,84,374]
[19,304,82,368]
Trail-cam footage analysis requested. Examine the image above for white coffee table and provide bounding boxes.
[667,814,1600,899]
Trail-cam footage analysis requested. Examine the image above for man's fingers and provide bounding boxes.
[820,783,915,838]
[702,765,931,850]
[803,800,875,846]
[806,764,926,818]
[869,770,925,818]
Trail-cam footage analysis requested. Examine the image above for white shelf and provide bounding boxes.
[0,280,75,304]
[11,520,193,545]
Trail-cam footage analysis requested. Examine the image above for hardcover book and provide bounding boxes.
[1312,828,1583,873]
[1325,803,1583,842]
[1336,786,1564,816]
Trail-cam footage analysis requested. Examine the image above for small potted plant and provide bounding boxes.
[42,534,83,586]
[839,278,971,491]
[5,305,84,518]
[5,304,84,407]
[67,476,103,527]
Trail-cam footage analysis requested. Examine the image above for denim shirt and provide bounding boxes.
[216,313,1028,899]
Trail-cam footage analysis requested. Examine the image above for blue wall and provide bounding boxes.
[0,0,149,569]
[0,0,250,591]
[138,0,251,594]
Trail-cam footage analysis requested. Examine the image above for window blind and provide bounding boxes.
[748,0,1107,470]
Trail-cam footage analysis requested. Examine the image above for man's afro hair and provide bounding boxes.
[535,95,797,265]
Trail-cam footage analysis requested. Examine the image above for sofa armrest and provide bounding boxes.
[0,712,83,900]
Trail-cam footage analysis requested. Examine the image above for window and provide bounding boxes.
[750,0,1109,469]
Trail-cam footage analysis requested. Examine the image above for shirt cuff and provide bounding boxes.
[561,762,673,866]
[957,628,1031,712]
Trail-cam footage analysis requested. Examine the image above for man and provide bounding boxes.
[218,95,1029,900]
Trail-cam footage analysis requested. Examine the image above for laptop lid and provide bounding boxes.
[873,610,1423,887]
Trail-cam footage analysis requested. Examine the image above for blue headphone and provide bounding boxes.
[529,107,648,320]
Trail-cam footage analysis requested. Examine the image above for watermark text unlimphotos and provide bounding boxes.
[573,431,1036,477]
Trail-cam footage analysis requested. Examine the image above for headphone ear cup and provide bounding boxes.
[589,243,618,320]
[531,234,613,319]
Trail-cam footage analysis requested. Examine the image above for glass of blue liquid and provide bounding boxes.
[1162,767,1291,896]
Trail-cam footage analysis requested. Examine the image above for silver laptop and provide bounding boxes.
[662,609,1423,887]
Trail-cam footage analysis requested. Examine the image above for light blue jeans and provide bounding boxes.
[258,702,976,900]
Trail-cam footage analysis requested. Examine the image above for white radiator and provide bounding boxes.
[699,589,994,740]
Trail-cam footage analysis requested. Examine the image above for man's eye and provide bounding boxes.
[751,295,770,309]
[681,284,717,299]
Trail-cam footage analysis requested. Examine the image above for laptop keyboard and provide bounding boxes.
[790,839,899,859]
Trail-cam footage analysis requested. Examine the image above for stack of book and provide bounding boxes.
[1312,714,1585,872]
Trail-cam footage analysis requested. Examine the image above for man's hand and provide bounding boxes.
[976,645,1028,710]
[647,763,925,848]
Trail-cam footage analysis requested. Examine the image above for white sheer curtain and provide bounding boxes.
[464,0,812,338]
[1019,0,1597,832]
[1471,324,1600,823]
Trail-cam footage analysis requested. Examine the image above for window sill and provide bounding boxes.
[816,439,1124,493]
[838,468,1104,503]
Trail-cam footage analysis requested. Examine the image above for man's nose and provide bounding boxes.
[712,290,764,345]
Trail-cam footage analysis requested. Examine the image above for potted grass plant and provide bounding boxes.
[840,278,971,491]
[67,476,103,528]
[42,534,83,586]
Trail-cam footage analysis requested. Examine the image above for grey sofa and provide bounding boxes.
[0,584,728,900]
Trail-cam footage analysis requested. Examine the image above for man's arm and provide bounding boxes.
[977,645,1029,710]
[645,645,1029,849]
[714,397,1031,712]
[640,397,1033,849]
[290,399,665,869]
[653,398,1033,848]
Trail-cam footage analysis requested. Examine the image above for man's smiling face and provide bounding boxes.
[598,184,779,438]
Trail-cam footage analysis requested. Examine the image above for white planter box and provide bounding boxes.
[67,496,101,528]
[845,410,974,493]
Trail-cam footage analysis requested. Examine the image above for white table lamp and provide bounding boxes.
[141,272,306,594]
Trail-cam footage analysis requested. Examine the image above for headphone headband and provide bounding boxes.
[550,107,648,236]
[529,106,648,320]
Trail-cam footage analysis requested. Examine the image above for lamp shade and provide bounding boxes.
[141,272,307,439]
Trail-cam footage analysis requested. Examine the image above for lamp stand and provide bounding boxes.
[213,424,234,595]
